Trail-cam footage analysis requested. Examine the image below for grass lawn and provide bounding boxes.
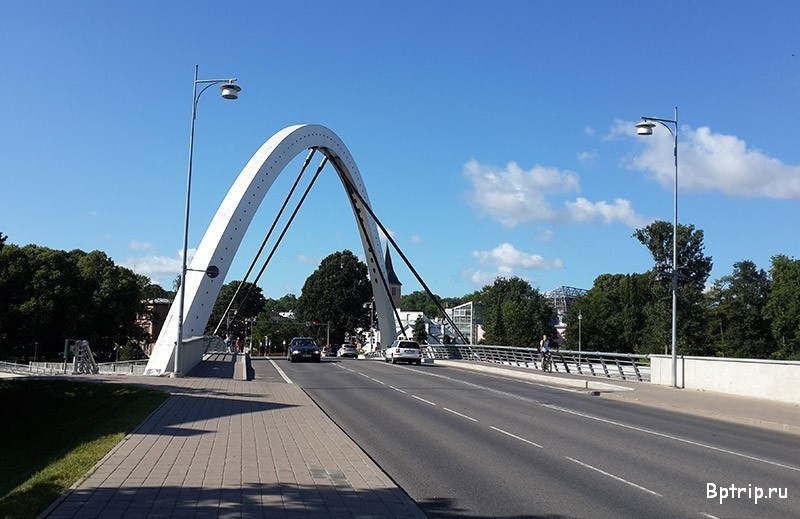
[0,378,169,519]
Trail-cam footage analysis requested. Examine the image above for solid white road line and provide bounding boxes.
[489,426,543,448]
[565,457,662,497]
[268,358,293,384]
[443,408,478,422]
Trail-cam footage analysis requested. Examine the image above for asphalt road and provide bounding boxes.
[254,357,799,519]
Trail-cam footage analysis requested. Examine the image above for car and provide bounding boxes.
[321,344,340,357]
[287,337,321,363]
[337,344,358,358]
[384,340,422,365]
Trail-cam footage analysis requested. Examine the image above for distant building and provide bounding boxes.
[543,286,587,345]
[385,248,402,308]
[136,298,171,356]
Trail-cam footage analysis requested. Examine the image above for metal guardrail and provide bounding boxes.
[0,361,65,376]
[423,344,651,382]
[96,360,148,375]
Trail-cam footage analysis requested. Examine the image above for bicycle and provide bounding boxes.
[541,351,553,373]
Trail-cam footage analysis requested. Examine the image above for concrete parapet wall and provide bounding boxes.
[651,355,800,404]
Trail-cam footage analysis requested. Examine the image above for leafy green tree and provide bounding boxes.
[400,290,467,319]
[0,244,144,361]
[705,261,772,358]
[764,254,800,359]
[565,273,651,354]
[478,277,554,347]
[205,281,267,338]
[295,250,371,345]
[264,294,298,313]
[413,317,427,343]
[0,232,6,252]
[634,221,713,355]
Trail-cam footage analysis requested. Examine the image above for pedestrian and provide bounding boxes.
[235,337,241,353]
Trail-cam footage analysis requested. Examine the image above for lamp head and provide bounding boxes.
[220,82,242,100]
[635,120,656,136]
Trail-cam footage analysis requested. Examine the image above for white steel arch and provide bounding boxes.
[145,124,396,375]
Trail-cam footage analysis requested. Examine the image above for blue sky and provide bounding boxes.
[3,1,799,300]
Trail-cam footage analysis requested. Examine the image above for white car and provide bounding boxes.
[385,340,422,365]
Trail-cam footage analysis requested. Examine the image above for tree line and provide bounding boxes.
[0,234,169,362]
[2,221,798,362]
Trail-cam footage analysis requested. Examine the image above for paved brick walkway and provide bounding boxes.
[42,355,426,519]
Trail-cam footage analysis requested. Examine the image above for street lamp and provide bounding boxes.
[175,65,241,375]
[636,106,679,388]
[577,312,582,373]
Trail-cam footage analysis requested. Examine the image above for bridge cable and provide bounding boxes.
[212,148,318,336]
[226,154,330,330]
[327,155,469,345]
[325,155,410,341]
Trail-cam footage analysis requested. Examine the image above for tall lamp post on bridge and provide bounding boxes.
[635,106,679,389]
[175,65,241,376]
[577,311,582,372]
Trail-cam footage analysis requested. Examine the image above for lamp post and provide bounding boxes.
[175,65,241,375]
[577,312,582,373]
[363,300,375,351]
[635,106,679,388]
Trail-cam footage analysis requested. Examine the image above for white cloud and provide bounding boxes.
[565,197,649,227]
[410,234,423,245]
[463,159,580,227]
[122,248,195,280]
[628,123,800,200]
[296,254,320,265]
[577,150,597,163]
[472,243,563,272]
[129,240,153,250]
[463,159,649,228]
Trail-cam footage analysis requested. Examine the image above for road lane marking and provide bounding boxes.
[566,457,662,497]
[370,378,387,385]
[700,513,720,519]
[443,408,478,422]
[268,358,293,384]
[412,395,437,406]
[389,385,406,394]
[490,426,543,448]
[543,404,800,473]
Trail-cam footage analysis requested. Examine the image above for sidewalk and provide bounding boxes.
[435,359,800,436]
[41,354,426,519]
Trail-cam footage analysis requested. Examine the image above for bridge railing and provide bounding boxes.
[96,360,149,375]
[0,360,65,376]
[423,344,651,382]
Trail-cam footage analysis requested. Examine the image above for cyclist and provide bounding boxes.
[539,334,551,371]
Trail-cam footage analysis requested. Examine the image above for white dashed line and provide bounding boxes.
[443,408,478,422]
[489,426,543,448]
[412,395,437,406]
[565,457,662,497]
[389,385,406,394]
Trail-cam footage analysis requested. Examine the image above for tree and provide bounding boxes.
[764,254,800,359]
[295,250,372,345]
[705,261,772,358]
[413,317,427,343]
[400,290,467,319]
[565,273,651,354]
[478,277,554,347]
[634,221,713,355]
[205,281,267,338]
[0,232,6,252]
[264,294,298,313]
[0,244,145,361]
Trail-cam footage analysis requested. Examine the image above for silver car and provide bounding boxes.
[385,340,422,365]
